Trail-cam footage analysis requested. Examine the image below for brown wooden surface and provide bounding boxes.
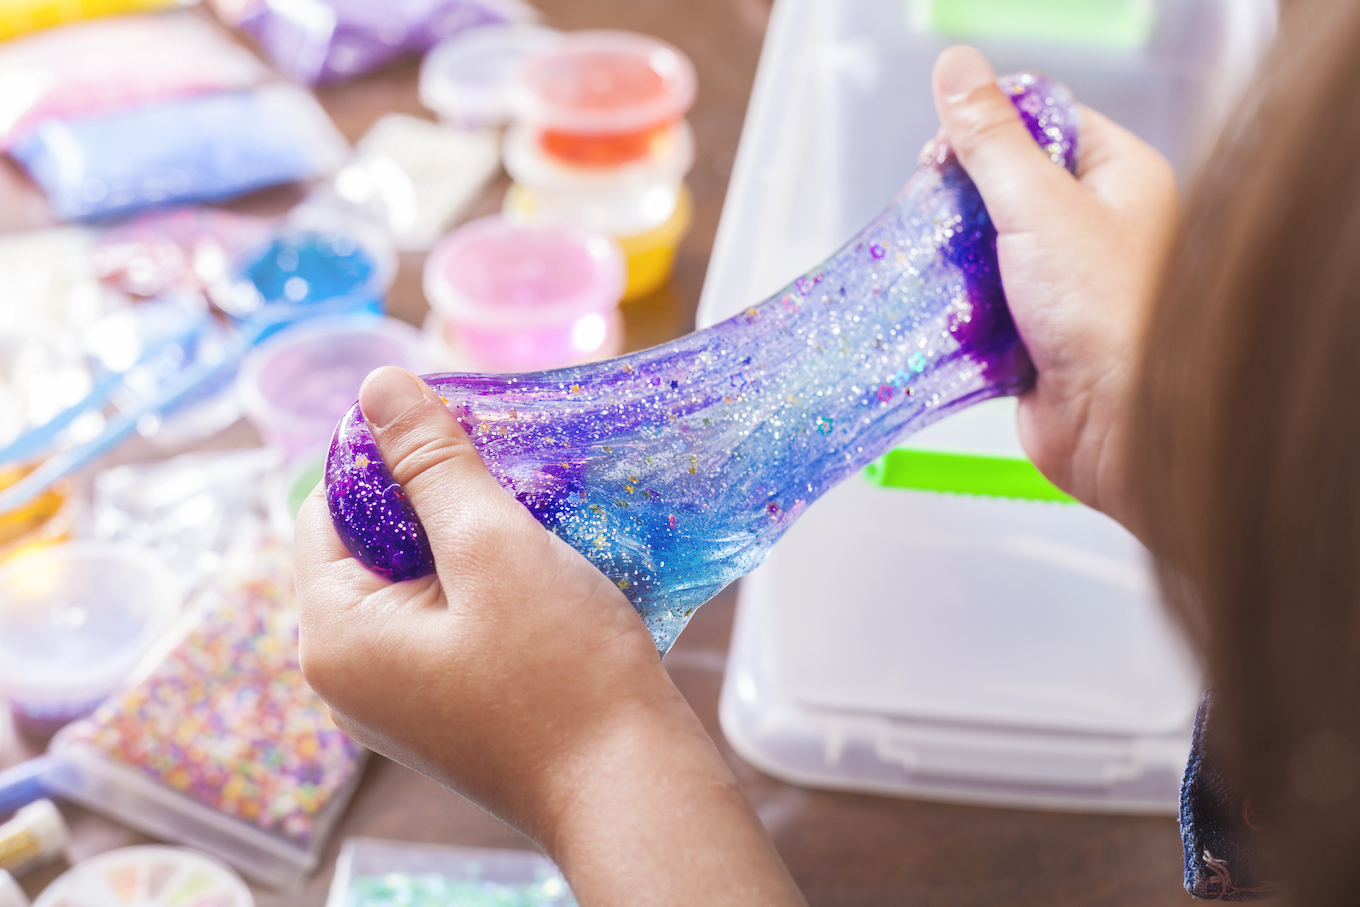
[0,0,1194,903]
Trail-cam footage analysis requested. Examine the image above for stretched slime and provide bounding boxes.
[327,73,1078,654]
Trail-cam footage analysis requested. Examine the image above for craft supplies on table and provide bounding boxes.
[422,215,625,372]
[238,315,430,462]
[0,759,54,819]
[420,24,560,129]
[30,845,253,907]
[45,542,368,888]
[215,0,535,86]
[9,85,348,222]
[216,221,395,338]
[503,31,696,300]
[0,543,181,737]
[320,114,501,251]
[0,0,192,42]
[0,871,26,907]
[701,0,1275,812]
[327,839,575,907]
[93,448,278,592]
[92,207,274,300]
[514,30,695,168]
[0,12,268,149]
[0,800,69,879]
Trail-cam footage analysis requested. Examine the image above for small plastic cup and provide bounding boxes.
[267,444,327,539]
[501,118,693,237]
[239,315,431,462]
[424,216,626,372]
[515,30,697,168]
[215,220,396,339]
[420,24,561,129]
[0,542,180,738]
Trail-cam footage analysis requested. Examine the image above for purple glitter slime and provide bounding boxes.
[328,73,1079,654]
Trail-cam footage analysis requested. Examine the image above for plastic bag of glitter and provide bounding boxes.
[9,85,349,222]
[44,541,369,888]
[0,12,269,149]
[212,0,535,86]
[328,838,577,907]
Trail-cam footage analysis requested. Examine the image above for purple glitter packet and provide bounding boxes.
[222,0,534,86]
[327,72,1079,654]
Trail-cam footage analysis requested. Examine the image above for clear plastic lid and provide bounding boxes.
[0,542,180,702]
[420,24,561,129]
[424,216,625,330]
[515,30,696,166]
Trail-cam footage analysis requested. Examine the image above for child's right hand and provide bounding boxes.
[932,47,1180,533]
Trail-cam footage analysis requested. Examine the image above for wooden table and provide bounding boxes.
[1,0,1193,902]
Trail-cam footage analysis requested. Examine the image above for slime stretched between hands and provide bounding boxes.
[327,72,1079,654]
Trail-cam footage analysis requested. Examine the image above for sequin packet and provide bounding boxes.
[47,542,367,888]
[329,838,577,907]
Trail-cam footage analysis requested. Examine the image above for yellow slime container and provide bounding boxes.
[504,183,692,303]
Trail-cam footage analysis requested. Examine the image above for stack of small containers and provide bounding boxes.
[503,30,697,302]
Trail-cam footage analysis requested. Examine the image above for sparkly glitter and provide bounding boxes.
[327,73,1078,654]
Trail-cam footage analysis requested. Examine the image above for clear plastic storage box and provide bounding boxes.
[700,0,1276,812]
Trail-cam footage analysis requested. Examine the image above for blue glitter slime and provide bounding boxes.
[328,73,1079,654]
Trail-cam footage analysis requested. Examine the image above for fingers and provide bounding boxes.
[932,46,1078,233]
[357,367,529,582]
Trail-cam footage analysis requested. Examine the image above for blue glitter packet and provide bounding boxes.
[11,85,349,222]
[327,839,576,907]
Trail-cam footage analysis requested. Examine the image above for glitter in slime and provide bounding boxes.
[327,73,1078,653]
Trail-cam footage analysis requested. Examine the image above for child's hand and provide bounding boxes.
[932,47,1179,532]
[294,367,805,906]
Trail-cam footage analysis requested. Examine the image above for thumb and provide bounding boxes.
[357,367,524,570]
[932,46,1076,233]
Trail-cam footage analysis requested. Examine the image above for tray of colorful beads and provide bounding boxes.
[43,543,367,889]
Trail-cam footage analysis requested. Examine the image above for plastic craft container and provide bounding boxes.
[32,846,252,907]
[216,221,396,338]
[0,542,179,737]
[239,315,430,462]
[420,24,561,129]
[700,0,1276,812]
[326,839,573,907]
[424,216,625,372]
[515,30,696,167]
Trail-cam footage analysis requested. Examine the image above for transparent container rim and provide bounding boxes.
[215,216,398,327]
[0,541,181,696]
[514,29,698,135]
[419,23,563,127]
[236,313,430,433]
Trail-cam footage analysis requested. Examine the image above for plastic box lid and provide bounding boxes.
[700,0,1275,812]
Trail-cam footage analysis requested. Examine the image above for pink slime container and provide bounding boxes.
[424,216,626,372]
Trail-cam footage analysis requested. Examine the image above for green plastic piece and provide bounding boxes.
[922,0,1158,50]
[864,448,1077,503]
